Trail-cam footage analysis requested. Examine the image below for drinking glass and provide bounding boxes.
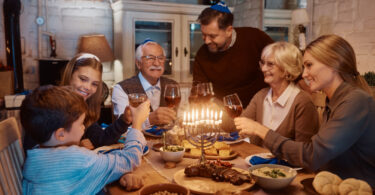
[197,82,214,103]
[223,93,243,118]
[128,93,148,107]
[164,84,181,109]
[188,85,199,105]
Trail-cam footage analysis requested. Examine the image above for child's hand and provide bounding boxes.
[130,100,150,130]
[80,139,94,150]
[119,173,144,191]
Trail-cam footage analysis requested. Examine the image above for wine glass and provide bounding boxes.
[164,84,181,109]
[188,85,199,105]
[128,93,148,107]
[159,84,181,130]
[197,82,214,103]
[223,93,243,118]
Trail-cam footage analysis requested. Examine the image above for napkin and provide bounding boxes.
[145,126,166,135]
[218,132,239,141]
[250,156,290,166]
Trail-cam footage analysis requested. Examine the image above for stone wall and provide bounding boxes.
[310,0,375,73]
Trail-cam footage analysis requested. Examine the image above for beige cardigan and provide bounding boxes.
[224,87,320,146]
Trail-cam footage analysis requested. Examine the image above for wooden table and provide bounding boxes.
[107,141,316,195]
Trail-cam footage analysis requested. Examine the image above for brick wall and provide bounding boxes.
[310,0,375,73]
[230,0,263,28]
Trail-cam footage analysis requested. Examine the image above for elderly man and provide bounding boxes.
[112,39,177,129]
[193,1,274,108]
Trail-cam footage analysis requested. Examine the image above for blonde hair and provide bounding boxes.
[305,34,371,94]
[261,41,302,81]
[60,53,103,127]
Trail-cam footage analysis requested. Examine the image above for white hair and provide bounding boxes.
[135,41,166,61]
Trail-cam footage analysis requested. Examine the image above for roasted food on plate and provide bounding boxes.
[184,160,250,185]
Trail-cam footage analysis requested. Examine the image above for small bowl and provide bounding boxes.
[249,164,297,190]
[139,183,190,195]
[159,145,185,162]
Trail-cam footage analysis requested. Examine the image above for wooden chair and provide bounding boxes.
[0,117,24,195]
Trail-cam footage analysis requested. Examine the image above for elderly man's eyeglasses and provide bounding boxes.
[259,60,276,69]
[142,55,166,63]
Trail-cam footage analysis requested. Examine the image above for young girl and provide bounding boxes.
[60,53,131,149]
[23,53,132,150]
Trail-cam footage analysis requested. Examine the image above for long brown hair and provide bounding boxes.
[60,53,103,127]
[305,34,371,94]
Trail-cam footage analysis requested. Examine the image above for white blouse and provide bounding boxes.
[262,83,300,130]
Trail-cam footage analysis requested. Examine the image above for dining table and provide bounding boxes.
[106,139,317,195]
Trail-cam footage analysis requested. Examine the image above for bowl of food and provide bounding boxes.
[139,183,190,195]
[160,145,185,162]
[249,164,297,190]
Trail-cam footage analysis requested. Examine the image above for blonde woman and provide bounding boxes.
[235,35,375,187]
[242,41,319,146]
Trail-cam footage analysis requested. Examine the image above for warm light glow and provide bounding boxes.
[187,112,191,126]
[183,112,186,125]
[182,107,223,128]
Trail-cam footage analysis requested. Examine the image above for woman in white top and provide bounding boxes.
[240,41,319,146]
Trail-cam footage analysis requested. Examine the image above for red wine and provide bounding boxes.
[225,105,243,118]
[165,96,181,108]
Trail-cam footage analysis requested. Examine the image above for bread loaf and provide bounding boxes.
[338,178,372,195]
[312,171,342,195]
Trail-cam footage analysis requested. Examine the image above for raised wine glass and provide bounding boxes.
[223,93,243,118]
[128,93,148,107]
[164,84,181,109]
[161,84,181,130]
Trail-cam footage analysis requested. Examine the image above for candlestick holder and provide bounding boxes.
[182,108,223,164]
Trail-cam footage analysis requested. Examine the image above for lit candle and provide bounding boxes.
[206,107,209,124]
[210,110,214,125]
[183,111,186,126]
[215,111,218,126]
[187,112,191,126]
[201,108,204,124]
[219,110,223,124]
[195,109,199,126]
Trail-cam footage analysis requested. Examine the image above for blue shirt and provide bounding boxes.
[22,128,146,194]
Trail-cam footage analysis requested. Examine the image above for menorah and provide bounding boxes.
[182,108,223,164]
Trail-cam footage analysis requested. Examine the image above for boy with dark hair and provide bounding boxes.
[21,85,150,194]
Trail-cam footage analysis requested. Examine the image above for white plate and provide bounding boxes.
[244,153,303,171]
